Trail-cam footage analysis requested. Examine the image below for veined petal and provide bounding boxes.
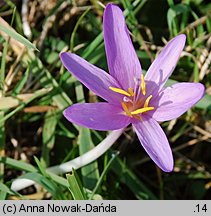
[152,82,205,121]
[60,52,122,104]
[64,102,131,131]
[145,34,186,94]
[104,3,142,89]
[133,117,173,172]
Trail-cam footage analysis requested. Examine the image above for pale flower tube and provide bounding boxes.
[11,129,124,191]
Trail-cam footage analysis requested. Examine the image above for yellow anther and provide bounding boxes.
[131,107,154,115]
[144,95,153,108]
[141,74,146,95]
[121,102,132,117]
[109,87,131,97]
[128,88,134,96]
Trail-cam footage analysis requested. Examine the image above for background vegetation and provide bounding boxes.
[0,0,211,200]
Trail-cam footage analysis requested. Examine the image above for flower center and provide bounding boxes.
[109,74,154,119]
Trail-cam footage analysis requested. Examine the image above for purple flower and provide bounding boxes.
[60,4,205,172]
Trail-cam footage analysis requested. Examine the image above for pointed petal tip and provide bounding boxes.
[103,1,142,89]
[105,2,118,10]
[181,82,206,101]
[176,33,186,41]
[60,52,71,63]
[160,159,174,173]
[63,106,72,121]
[155,150,174,173]
[153,82,206,122]
[193,82,205,103]
[59,51,66,59]
[59,52,69,65]
[133,118,174,173]
[197,82,206,98]
[104,3,120,17]
[145,34,186,92]
[172,34,186,48]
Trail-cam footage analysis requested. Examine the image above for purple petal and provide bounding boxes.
[60,52,122,105]
[133,116,173,172]
[151,82,205,121]
[104,3,142,89]
[64,102,131,131]
[145,34,186,94]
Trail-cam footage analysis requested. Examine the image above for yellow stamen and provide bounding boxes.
[144,95,153,108]
[109,87,131,97]
[121,102,132,117]
[128,87,134,96]
[131,107,154,115]
[141,74,146,95]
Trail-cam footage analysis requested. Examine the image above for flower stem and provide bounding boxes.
[11,129,124,191]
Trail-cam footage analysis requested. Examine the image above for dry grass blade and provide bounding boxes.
[193,125,211,138]
[0,94,34,109]
[23,105,57,113]
[0,92,51,110]
[179,15,207,34]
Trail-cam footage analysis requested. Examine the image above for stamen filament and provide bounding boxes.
[144,95,153,108]
[110,84,154,119]
[109,87,131,97]
[141,74,146,95]
[123,96,133,103]
[128,88,134,96]
[131,107,154,115]
[121,102,132,117]
[134,115,143,121]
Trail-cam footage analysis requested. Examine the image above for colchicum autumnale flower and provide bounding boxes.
[60,4,205,172]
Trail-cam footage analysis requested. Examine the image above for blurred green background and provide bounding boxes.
[0,0,211,200]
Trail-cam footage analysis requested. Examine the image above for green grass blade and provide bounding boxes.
[0,182,14,195]
[66,169,86,200]
[19,172,65,199]
[0,191,7,200]
[167,4,189,35]
[34,156,48,177]
[0,156,69,190]
[70,7,91,52]
[111,157,157,200]
[74,80,99,189]
[78,127,99,189]
[89,152,118,200]
[41,111,58,167]
[0,41,8,94]
[81,32,103,59]
[0,24,38,51]
[29,57,72,109]
[0,112,5,182]
[195,94,211,110]
[12,67,29,96]
[0,156,37,172]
